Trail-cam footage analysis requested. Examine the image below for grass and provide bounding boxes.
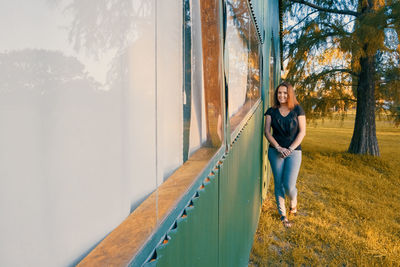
[250,116,400,266]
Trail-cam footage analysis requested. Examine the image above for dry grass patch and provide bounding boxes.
[250,118,400,266]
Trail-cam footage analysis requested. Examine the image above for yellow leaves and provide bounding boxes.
[361,0,385,10]
[314,24,321,33]
[352,61,361,73]
[304,22,321,35]
[282,29,290,36]
[315,47,351,68]
[281,70,288,80]
[373,0,386,10]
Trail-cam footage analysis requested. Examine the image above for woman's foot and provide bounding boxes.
[280,216,292,228]
[289,206,297,216]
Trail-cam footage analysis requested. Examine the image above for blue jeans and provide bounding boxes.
[268,147,302,216]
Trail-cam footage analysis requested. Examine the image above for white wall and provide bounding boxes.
[0,0,182,266]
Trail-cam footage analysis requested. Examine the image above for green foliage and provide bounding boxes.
[282,0,400,123]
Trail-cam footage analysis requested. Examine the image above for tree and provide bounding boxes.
[282,0,400,156]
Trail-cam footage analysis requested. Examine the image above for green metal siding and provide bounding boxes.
[148,171,219,267]
[145,104,263,267]
[248,0,264,42]
[219,104,263,267]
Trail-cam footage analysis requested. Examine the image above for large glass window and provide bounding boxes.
[0,0,184,266]
[225,0,261,134]
[188,0,224,156]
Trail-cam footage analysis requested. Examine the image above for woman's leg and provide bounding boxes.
[268,147,286,216]
[282,150,302,210]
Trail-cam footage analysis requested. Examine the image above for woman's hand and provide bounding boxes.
[276,146,291,158]
[280,148,292,158]
[276,147,294,158]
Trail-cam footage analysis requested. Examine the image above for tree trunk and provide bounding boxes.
[348,54,380,156]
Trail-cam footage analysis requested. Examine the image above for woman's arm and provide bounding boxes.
[288,115,306,151]
[264,115,287,155]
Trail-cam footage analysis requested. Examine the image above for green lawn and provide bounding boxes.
[250,117,400,266]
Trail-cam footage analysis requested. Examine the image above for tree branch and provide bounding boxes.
[304,68,358,84]
[288,0,360,17]
[285,10,318,33]
[319,21,352,36]
[324,68,357,76]
[327,97,357,102]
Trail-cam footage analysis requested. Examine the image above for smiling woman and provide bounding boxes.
[264,82,306,227]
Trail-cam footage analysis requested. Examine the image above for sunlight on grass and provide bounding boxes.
[250,117,400,266]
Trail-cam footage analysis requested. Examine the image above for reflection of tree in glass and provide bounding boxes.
[226,0,260,102]
[226,0,251,45]
[48,0,150,92]
[51,0,150,58]
[247,27,260,101]
[0,49,99,92]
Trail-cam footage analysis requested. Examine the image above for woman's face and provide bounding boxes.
[277,86,288,105]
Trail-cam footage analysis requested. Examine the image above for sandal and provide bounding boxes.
[280,216,292,228]
[289,206,297,216]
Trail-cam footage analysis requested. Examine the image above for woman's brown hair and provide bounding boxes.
[273,81,299,110]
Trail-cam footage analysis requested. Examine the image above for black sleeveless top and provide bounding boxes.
[265,105,305,150]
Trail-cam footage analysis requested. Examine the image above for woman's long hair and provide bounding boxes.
[273,82,299,110]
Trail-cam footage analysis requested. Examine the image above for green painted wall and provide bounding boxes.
[218,103,263,267]
[143,104,263,267]
[150,171,219,267]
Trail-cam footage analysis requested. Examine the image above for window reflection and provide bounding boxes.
[248,24,261,101]
[225,0,260,134]
[199,0,224,148]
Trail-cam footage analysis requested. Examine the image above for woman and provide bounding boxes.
[264,82,306,227]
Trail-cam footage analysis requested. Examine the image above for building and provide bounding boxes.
[0,0,281,266]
